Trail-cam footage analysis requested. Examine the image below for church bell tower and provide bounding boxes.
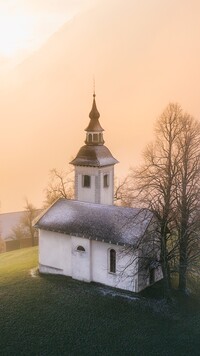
[70,94,118,205]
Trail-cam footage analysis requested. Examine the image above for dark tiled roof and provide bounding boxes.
[34,199,153,246]
[70,145,118,167]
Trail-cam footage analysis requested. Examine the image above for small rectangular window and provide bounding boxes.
[93,133,98,141]
[103,174,109,188]
[83,175,91,187]
[110,249,116,273]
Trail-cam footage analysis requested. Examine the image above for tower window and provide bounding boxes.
[88,134,92,143]
[99,133,103,142]
[109,249,116,273]
[103,174,109,188]
[83,175,91,187]
[93,133,98,142]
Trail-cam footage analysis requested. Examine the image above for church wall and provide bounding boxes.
[39,230,71,276]
[99,166,114,205]
[39,229,157,293]
[137,223,163,291]
[91,240,137,292]
[71,236,91,282]
[75,165,114,205]
[76,166,97,203]
[137,264,163,292]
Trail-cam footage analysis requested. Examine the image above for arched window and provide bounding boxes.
[77,246,85,252]
[110,249,116,273]
[88,134,92,143]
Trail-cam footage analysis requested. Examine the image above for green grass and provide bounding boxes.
[1,247,200,356]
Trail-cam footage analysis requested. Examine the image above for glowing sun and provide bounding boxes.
[0,13,34,57]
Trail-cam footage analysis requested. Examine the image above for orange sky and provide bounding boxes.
[0,0,92,70]
[0,0,200,212]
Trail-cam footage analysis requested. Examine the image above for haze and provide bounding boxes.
[0,0,200,212]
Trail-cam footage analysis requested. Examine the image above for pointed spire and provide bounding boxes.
[70,91,118,169]
[85,93,104,132]
[89,93,100,120]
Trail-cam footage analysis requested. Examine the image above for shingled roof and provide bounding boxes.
[34,199,153,247]
[70,145,118,167]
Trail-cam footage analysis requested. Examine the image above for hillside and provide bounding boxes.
[1,247,200,355]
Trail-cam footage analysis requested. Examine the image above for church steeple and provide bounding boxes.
[70,93,118,205]
[89,93,100,120]
[85,94,104,145]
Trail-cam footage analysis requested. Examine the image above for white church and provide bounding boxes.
[35,95,162,292]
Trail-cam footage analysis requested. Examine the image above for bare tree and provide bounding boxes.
[22,199,40,246]
[11,224,27,248]
[129,103,200,296]
[174,114,200,293]
[114,176,135,207]
[11,200,40,246]
[132,103,183,298]
[43,167,74,207]
[118,212,162,292]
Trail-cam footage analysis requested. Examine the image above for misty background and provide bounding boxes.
[0,0,200,212]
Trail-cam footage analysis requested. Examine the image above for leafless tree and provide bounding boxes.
[118,213,162,292]
[132,103,183,298]
[22,199,40,246]
[174,114,200,293]
[11,200,40,246]
[114,175,135,207]
[43,167,74,207]
[129,103,200,296]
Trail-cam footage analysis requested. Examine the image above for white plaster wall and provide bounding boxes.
[76,166,97,203]
[39,230,71,276]
[39,230,143,292]
[91,240,137,292]
[77,173,96,203]
[75,165,114,205]
[99,166,114,205]
[71,236,91,282]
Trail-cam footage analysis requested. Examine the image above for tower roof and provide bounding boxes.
[71,93,118,167]
[85,94,104,132]
[70,145,118,167]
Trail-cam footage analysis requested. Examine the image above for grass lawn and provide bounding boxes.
[1,247,200,356]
